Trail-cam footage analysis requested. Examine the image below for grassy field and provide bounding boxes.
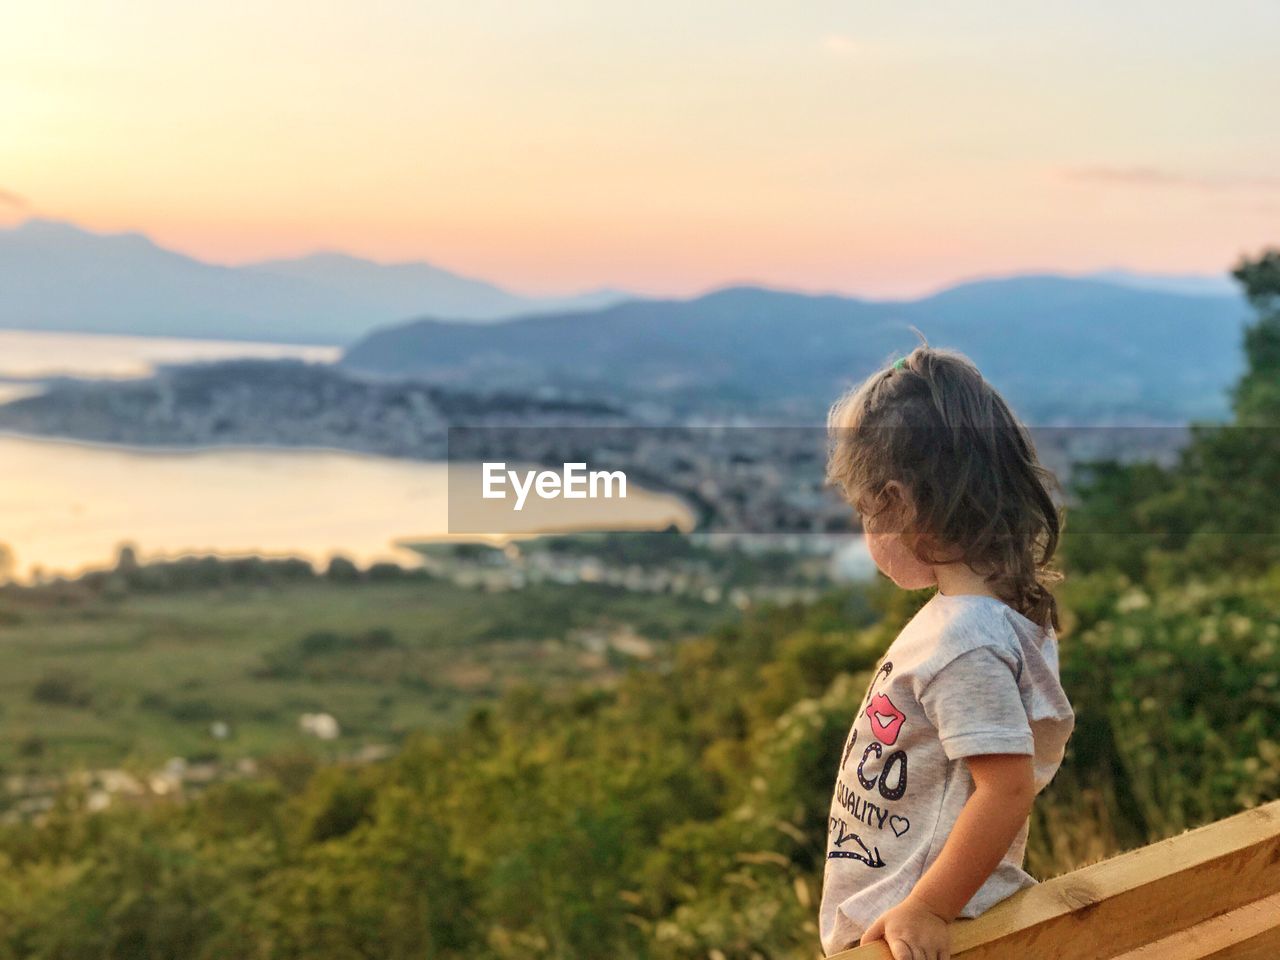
[0,576,731,777]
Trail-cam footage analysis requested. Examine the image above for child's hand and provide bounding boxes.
[860,893,952,960]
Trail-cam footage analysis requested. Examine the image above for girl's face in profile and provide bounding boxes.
[866,531,937,590]
[858,485,938,590]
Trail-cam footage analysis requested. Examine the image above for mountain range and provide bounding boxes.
[343,278,1249,423]
[0,215,1251,421]
[0,218,627,344]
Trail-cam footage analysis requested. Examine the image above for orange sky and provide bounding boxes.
[3,1,1278,296]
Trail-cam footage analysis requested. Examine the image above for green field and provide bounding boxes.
[0,575,730,777]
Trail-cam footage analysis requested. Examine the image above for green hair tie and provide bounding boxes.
[892,357,907,371]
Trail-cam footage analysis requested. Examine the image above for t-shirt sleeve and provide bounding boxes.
[919,645,1034,760]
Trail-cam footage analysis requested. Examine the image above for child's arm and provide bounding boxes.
[860,753,1037,960]
[911,753,1037,917]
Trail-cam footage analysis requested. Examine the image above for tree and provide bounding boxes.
[1231,249,1280,423]
[1064,247,1280,579]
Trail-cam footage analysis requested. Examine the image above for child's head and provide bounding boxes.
[827,345,1063,629]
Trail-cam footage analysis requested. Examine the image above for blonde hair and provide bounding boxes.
[827,345,1064,630]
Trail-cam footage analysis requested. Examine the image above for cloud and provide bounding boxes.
[1064,166,1280,191]
[0,188,28,210]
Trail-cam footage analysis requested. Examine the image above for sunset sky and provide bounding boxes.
[3,1,1278,296]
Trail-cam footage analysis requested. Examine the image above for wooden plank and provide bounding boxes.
[829,799,1280,960]
[844,914,1280,960]
[1108,893,1280,960]
[1202,924,1280,960]
[832,940,891,960]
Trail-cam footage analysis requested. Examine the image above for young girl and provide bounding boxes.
[819,346,1076,959]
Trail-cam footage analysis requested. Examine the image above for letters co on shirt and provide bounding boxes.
[827,660,911,870]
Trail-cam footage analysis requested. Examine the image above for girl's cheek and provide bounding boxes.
[867,532,937,590]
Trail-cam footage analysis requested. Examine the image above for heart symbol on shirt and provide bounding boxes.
[889,815,910,837]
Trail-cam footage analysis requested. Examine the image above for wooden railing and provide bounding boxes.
[832,799,1280,960]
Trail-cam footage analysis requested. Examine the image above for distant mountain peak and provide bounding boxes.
[12,216,82,234]
[273,250,372,265]
[12,216,151,245]
[0,216,634,343]
[1084,269,1238,298]
[342,275,1247,424]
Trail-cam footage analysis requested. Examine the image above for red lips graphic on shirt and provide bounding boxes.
[865,692,906,745]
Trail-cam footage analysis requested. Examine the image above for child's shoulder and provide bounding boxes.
[893,593,1033,686]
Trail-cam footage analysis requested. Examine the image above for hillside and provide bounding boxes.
[343,277,1248,422]
[1,569,1276,959]
[249,252,624,330]
[0,219,629,344]
[0,568,730,781]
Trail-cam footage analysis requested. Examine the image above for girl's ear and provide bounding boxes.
[879,481,913,534]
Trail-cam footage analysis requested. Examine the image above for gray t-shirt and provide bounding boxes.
[819,592,1075,957]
